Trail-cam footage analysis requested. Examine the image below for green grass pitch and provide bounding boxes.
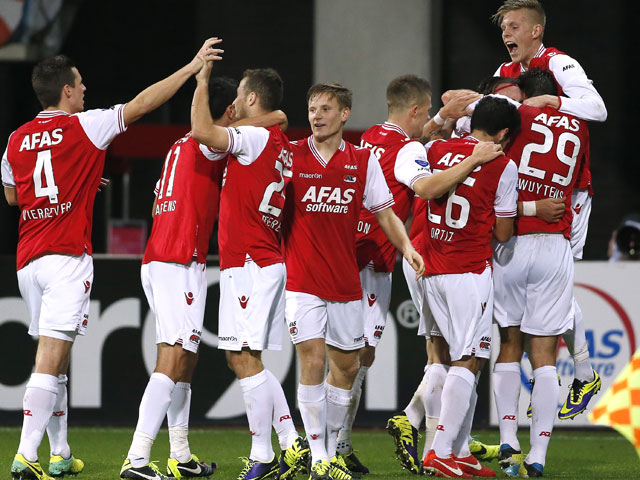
[1,427,638,479]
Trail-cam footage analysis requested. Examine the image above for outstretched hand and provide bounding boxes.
[188,37,224,76]
[440,91,483,120]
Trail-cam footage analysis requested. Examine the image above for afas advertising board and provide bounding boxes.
[489,262,640,427]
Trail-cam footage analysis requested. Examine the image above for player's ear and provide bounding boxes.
[248,91,257,107]
[225,104,234,121]
[531,24,543,40]
[341,107,351,123]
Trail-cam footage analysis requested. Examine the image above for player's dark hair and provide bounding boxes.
[492,0,546,30]
[31,55,77,109]
[242,68,283,111]
[306,82,352,110]
[518,68,558,98]
[470,96,521,144]
[477,76,518,95]
[209,76,238,120]
[386,75,432,113]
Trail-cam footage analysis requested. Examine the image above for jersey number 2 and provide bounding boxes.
[33,150,59,204]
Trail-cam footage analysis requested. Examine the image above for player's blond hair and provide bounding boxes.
[492,0,546,31]
[386,75,432,114]
[306,82,352,110]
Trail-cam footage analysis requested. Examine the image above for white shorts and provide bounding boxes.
[17,253,93,340]
[286,290,364,351]
[401,257,440,338]
[423,265,493,361]
[218,261,285,351]
[360,267,392,347]
[141,260,207,354]
[570,189,592,260]
[493,234,574,336]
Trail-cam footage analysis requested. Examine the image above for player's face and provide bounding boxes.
[500,9,540,65]
[68,67,86,113]
[492,83,524,103]
[308,93,349,143]
[232,78,249,121]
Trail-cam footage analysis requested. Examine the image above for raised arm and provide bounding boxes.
[190,59,230,150]
[233,110,288,131]
[123,38,223,127]
[374,208,425,278]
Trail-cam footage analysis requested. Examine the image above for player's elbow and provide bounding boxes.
[4,187,18,206]
[413,180,438,201]
[494,219,514,243]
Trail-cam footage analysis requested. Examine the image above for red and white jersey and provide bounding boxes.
[283,136,394,302]
[356,122,431,272]
[409,196,428,256]
[424,137,518,275]
[505,105,589,238]
[217,125,293,270]
[1,106,127,270]
[495,44,606,122]
[143,133,226,265]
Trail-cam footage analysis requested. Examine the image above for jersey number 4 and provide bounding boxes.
[33,150,59,204]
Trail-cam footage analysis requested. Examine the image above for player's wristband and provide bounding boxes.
[522,201,537,217]
[432,112,445,126]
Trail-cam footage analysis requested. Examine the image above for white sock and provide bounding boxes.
[326,383,351,459]
[18,373,58,462]
[337,365,368,452]
[264,369,298,450]
[167,382,192,463]
[128,372,176,467]
[47,374,71,459]
[527,366,559,466]
[405,365,429,430]
[423,363,448,456]
[493,362,521,450]
[564,300,594,382]
[239,370,274,463]
[298,383,328,463]
[452,373,479,458]
[431,367,475,458]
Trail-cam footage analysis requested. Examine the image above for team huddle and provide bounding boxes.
[1,1,607,479]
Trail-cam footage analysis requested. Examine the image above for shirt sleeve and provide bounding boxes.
[154,179,160,197]
[363,151,394,213]
[549,54,607,122]
[198,143,228,161]
[1,134,15,187]
[394,141,432,189]
[495,159,518,217]
[223,126,270,165]
[75,104,127,150]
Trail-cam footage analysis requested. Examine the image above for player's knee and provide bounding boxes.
[359,345,375,367]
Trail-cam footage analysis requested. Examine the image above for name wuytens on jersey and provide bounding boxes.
[19,128,74,221]
[517,111,582,200]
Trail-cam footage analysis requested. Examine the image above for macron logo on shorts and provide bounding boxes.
[84,280,91,293]
[239,296,249,309]
[367,293,377,307]
[184,292,194,305]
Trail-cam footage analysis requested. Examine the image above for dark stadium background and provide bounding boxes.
[0,1,634,427]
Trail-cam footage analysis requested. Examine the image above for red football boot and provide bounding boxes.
[423,450,472,478]
[454,454,496,477]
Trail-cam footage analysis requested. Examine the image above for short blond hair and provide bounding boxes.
[386,75,432,114]
[306,82,352,109]
[492,0,546,30]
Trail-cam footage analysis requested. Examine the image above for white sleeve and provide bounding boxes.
[154,180,160,197]
[394,142,432,189]
[223,126,270,166]
[198,143,228,161]
[75,104,127,150]
[494,160,518,217]
[1,134,15,187]
[494,65,504,77]
[549,54,607,122]
[363,152,394,213]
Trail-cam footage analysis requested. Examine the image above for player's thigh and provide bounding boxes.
[326,299,365,351]
[359,268,392,347]
[142,261,207,353]
[521,235,574,336]
[21,253,93,338]
[403,258,438,338]
[219,262,286,351]
[493,236,527,328]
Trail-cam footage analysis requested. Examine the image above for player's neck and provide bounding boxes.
[386,116,411,137]
[521,41,542,70]
[469,130,495,143]
[312,131,343,160]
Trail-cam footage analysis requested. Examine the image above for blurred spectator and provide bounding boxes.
[608,214,640,261]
